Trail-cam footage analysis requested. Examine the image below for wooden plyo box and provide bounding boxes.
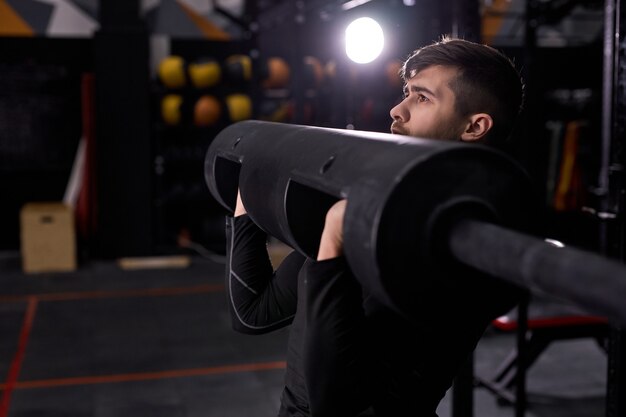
[20,202,77,274]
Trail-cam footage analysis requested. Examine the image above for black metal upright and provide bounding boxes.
[94,1,153,258]
[603,0,626,415]
[450,0,481,42]
[447,3,482,415]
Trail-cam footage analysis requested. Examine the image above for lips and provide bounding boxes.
[390,123,405,135]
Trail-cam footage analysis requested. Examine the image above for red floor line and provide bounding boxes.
[0,361,287,390]
[0,284,224,304]
[0,297,38,417]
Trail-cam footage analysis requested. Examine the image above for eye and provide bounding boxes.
[417,94,429,103]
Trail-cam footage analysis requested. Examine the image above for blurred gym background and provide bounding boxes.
[0,1,623,416]
[0,0,610,261]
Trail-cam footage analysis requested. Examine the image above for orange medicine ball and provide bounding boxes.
[386,60,403,88]
[303,56,324,88]
[261,57,290,89]
[194,95,222,126]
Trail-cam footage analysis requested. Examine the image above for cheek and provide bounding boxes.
[408,108,462,140]
[407,109,437,134]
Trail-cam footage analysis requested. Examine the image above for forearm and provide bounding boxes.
[226,215,302,334]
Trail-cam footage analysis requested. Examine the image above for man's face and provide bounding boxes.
[389,65,466,140]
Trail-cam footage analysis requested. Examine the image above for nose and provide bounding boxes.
[389,100,407,123]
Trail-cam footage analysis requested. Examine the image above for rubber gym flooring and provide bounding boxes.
[0,251,607,417]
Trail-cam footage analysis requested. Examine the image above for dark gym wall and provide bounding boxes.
[0,37,90,251]
[94,1,153,258]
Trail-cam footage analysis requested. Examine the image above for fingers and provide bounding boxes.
[234,189,247,217]
[317,200,347,261]
[326,200,347,224]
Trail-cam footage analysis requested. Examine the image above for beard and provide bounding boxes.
[390,117,465,141]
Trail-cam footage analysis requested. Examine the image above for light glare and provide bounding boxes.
[345,17,384,64]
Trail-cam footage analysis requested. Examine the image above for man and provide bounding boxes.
[226,36,525,416]
[318,36,524,259]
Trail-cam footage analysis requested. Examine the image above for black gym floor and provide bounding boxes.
[0,251,607,417]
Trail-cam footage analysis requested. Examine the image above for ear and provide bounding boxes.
[460,113,493,142]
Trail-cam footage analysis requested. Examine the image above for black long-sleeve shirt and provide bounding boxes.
[225,214,522,417]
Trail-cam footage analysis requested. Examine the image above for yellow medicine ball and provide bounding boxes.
[194,95,222,126]
[158,56,186,88]
[225,54,252,83]
[225,94,252,122]
[161,94,183,125]
[259,99,292,123]
[189,59,221,89]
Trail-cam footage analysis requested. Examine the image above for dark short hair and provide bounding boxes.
[401,36,524,148]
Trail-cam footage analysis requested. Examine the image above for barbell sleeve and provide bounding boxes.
[448,219,626,325]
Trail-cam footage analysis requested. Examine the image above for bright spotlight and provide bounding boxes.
[345,17,384,64]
